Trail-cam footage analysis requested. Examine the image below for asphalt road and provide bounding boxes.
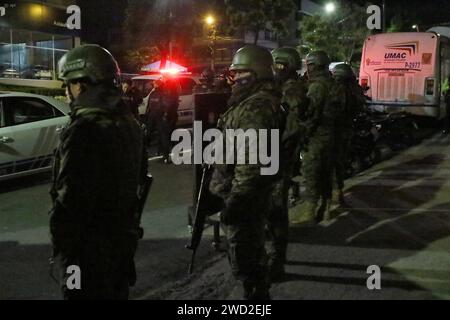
[0,159,219,300]
[2,129,450,300]
[167,132,450,300]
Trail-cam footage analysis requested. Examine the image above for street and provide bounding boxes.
[0,159,220,300]
[2,130,450,299]
[149,131,450,300]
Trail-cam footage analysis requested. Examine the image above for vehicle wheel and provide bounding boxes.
[346,156,363,177]
[375,143,393,161]
[351,156,364,175]
[364,151,376,168]
[372,148,382,164]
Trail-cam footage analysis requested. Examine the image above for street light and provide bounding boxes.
[204,14,217,72]
[325,2,336,14]
[412,25,420,32]
[205,15,215,26]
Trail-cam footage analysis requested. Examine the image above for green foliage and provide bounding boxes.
[387,14,405,33]
[125,46,161,72]
[300,1,371,63]
[225,0,296,44]
[123,0,228,72]
[123,0,200,72]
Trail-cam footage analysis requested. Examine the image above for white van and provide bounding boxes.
[359,30,450,119]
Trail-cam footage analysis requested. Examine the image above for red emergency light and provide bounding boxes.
[160,68,180,75]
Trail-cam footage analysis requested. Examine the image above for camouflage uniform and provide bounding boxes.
[331,64,366,205]
[50,45,147,299]
[267,47,308,279]
[209,81,280,299]
[291,51,343,224]
[266,78,308,276]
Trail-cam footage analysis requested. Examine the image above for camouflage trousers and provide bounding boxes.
[333,131,352,191]
[267,177,290,265]
[223,199,270,299]
[56,236,137,300]
[302,138,334,204]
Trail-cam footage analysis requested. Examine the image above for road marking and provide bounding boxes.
[343,197,449,245]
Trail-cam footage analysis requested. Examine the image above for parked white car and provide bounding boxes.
[132,73,201,126]
[0,92,70,181]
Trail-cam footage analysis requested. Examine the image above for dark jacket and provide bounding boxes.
[122,86,143,119]
[50,84,146,254]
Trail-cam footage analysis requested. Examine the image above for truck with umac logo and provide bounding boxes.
[359,28,450,119]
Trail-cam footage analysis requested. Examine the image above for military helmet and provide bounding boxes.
[331,63,355,79]
[305,50,331,69]
[230,45,274,80]
[271,47,302,72]
[58,44,120,84]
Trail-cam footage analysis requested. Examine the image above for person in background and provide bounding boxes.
[121,78,142,120]
[158,77,179,163]
[193,68,216,93]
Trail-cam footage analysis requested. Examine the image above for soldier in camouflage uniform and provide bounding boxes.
[268,47,308,280]
[330,64,366,209]
[50,45,147,299]
[290,51,344,225]
[209,45,281,299]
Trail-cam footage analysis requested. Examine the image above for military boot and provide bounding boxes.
[244,283,271,300]
[268,257,286,282]
[289,201,317,227]
[322,199,333,221]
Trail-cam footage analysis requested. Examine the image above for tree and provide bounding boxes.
[300,1,371,63]
[387,14,405,33]
[122,0,228,72]
[225,0,296,45]
[124,46,161,73]
[123,0,197,72]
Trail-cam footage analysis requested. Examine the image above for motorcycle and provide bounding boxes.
[346,112,379,177]
[346,111,419,177]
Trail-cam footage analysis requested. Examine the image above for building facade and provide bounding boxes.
[0,0,81,86]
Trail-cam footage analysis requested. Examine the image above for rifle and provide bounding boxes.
[186,164,213,275]
[136,174,153,239]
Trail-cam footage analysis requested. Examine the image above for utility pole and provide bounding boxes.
[205,15,216,72]
[169,10,173,64]
[210,27,216,72]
